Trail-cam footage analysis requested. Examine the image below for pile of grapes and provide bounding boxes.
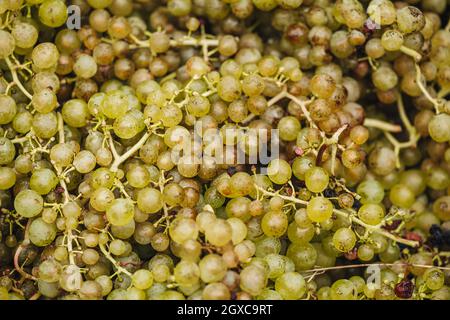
[0,0,449,300]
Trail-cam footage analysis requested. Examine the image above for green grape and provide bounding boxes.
[330,279,357,300]
[239,264,268,296]
[106,198,135,226]
[32,112,58,139]
[389,184,415,208]
[332,228,356,252]
[113,110,145,139]
[357,244,375,261]
[423,268,445,291]
[253,0,278,11]
[358,203,385,225]
[428,114,450,143]
[30,168,59,195]
[306,196,333,223]
[286,243,317,271]
[39,0,68,28]
[305,166,329,193]
[29,218,57,247]
[100,90,129,119]
[199,254,227,283]
[205,219,232,247]
[0,167,16,190]
[0,95,17,125]
[14,189,43,218]
[217,75,241,102]
[0,30,14,60]
[357,179,385,204]
[31,43,59,69]
[275,272,306,300]
[132,270,154,290]
[0,138,16,165]
[267,159,292,185]
[169,218,199,244]
[174,260,200,286]
[396,6,425,34]
[32,88,58,114]
[381,30,404,51]
[38,259,62,282]
[287,222,315,244]
[261,211,288,238]
[73,54,98,79]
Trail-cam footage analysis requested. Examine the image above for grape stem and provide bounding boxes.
[109,132,151,173]
[285,92,315,128]
[99,242,132,277]
[254,185,420,248]
[414,64,442,114]
[363,118,402,132]
[55,113,76,266]
[5,56,33,100]
[400,46,422,61]
[241,87,288,124]
[13,220,37,281]
[384,94,420,168]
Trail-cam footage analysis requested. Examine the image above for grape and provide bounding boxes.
[332,228,356,252]
[330,279,357,300]
[305,166,329,193]
[0,30,15,59]
[32,43,59,69]
[0,95,17,125]
[267,159,292,185]
[29,218,57,247]
[14,190,43,218]
[275,272,306,300]
[0,0,447,301]
[106,198,135,226]
[358,203,385,225]
[306,197,333,223]
[39,0,68,28]
[30,168,59,195]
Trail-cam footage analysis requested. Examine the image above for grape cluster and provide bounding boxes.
[0,0,449,301]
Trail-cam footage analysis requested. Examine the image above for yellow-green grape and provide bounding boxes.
[428,114,450,143]
[30,168,59,195]
[357,203,385,225]
[169,218,199,244]
[205,219,232,247]
[261,211,288,237]
[389,184,415,208]
[132,270,154,290]
[267,159,292,185]
[29,218,57,247]
[356,179,385,204]
[239,264,268,296]
[306,196,333,223]
[137,188,163,214]
[106,198,135,226]
[357,244,375,261]
[39,0,68,28]
[423,268,445,291]
[0,167,16,190]
[174,260,200,286]
[330,279,357,300]
[287,222,315,245]
[275,272,306,300]
[332,228,357,252]
[199,254,227,283]
[305,166,329,193]
[14,189,44,218]
[227,217,248,244]
[286,243,317,270]
[278,116,301,141]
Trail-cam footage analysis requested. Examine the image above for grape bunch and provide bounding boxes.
[0,0,449,301]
